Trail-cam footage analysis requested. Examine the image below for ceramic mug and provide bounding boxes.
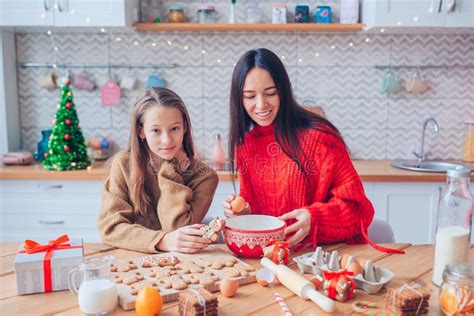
[38,71,57,90]
[146,73,166,89]
[405,70,429,94]
[73,72,96,91]
[120,74,137,90]
[380,71,402,94]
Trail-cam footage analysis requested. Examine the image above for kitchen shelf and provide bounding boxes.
[133,22,365,32]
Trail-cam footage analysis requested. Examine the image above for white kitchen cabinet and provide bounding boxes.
[0,0,55,26]
[0,0,138,27]
[444,0,474,26]
[362,0,474,29]
[368,182,442,245]
[0,179,103,242]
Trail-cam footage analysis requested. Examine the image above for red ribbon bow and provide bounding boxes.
[18,234,82,292]
[266,239,289,265]
[323,269,354,280]
[323,269,356,301]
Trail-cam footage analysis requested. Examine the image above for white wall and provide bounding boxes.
[0,30,20,155]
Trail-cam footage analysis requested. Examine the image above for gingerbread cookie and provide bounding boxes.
[131,281,159,295]
[205,257,237,270]
[139,255,180,268]
[114,275,123,284]
[385,283,431,315]
[178,288,218,316]
[200,218,225,242]
[123,276,139,286]
[159,276,188,290]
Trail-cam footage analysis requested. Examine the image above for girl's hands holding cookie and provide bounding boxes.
[156,224,211,253]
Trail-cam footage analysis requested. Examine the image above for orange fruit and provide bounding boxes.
[458,287,473,313]
[135,287,163,316]
[230,196,246,213]
[440,286,458,316]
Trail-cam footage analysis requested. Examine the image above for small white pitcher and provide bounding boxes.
[68,257,118,315]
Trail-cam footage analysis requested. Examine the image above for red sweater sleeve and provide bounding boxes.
[304,144,373,248]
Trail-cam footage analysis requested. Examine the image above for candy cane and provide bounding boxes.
[351,301,397,316]
[274,292,293,316]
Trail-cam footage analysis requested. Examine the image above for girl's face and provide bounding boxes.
[139,106,185,161]
[242,67,280,127]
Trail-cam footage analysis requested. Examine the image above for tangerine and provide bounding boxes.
[230,195,246,213]
[440,286,458,316]
[135,287,163,316]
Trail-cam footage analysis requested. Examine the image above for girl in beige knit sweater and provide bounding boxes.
[98,88,218,253]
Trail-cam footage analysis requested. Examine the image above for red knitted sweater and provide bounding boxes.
[236,124,403,254]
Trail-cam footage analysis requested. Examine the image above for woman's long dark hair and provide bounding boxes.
[229,48,344,174]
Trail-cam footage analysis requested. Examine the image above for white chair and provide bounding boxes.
[368,218,395,243]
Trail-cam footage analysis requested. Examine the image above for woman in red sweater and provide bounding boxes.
[223,48,402,254]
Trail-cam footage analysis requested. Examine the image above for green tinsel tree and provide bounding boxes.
[43,80,90,171]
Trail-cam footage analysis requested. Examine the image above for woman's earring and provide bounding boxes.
[140,138,145,142]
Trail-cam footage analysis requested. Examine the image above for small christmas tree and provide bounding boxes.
[43,80,90,171]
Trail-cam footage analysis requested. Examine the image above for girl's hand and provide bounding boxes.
[174,147,190,171]
[278,209,311,247]
[156,224,211,253]
[223,194,251,218]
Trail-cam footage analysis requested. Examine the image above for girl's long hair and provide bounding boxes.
[229,48,344,174]
[127,88,194,217]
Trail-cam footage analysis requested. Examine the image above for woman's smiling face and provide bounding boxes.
[242,67,280,127]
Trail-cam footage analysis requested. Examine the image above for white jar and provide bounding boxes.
[340,0,359,24]
[272,4,287,24]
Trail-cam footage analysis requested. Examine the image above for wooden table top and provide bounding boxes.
[1,242,472,315]
[1,160,473,182]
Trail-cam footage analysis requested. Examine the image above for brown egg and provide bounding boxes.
[230,196,246,213]
[340,254,350,269]
[346,262,363,276]
[309,275,324,289]
[219,278,239,298]
[256,268,275,287]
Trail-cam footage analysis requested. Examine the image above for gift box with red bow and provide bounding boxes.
[13,235,83,295]
[262,239,290,265]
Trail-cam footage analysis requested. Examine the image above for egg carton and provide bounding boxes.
[352,260,394,294]
[293,248,394,294]
[292,247,341,276]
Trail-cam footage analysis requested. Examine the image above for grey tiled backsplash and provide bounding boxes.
[16,1,474,160]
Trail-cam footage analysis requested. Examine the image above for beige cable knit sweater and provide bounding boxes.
[98,151,219,253]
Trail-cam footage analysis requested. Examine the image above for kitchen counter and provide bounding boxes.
[0,160,473,182]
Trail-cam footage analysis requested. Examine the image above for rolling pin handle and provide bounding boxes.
[303,286,336,313]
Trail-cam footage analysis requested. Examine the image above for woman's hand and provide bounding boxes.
[223,194,251,218]
[174,147,190,171]
[278,209,311,247]
[156,224,211,253]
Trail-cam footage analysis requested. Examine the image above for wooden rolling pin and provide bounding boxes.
[261,258,335,313]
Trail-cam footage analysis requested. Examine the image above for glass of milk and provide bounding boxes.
[432,166,473,286]
[68,256,118,314]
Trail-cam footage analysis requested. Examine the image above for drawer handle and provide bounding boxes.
[39,220,65,225]
[37,184,63,190]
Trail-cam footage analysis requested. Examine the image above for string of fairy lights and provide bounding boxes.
[39,2,454,67]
